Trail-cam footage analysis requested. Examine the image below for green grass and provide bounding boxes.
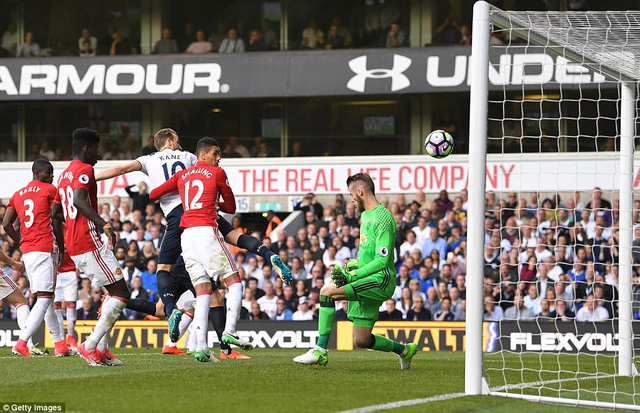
[0,349,634,412]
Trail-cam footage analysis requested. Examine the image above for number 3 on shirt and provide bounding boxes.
[184,180,204,211]
[58,187,78,219]
[23,199,35,227]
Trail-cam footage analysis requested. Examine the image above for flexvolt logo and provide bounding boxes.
[0,63,229,96]
[347,54,412,92]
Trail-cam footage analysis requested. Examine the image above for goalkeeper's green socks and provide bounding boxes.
[369,334,406,356]
[316,295,336,349]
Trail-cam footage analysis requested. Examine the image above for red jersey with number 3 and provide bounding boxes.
[54,159,104,256]
[149,161,235,230]
[7,180,57,254]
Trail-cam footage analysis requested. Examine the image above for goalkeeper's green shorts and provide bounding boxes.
[345,277,393,328]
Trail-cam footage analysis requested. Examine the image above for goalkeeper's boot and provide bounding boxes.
[293,346,328,366]
[162,345,186,355]
[54,340,72,357]
[270,255,293,285]
[97,349,123,366]
[28,344,48,356]
[12,340,32,358]
[167,309,183,343]
[219,349,252,360]
[399,343,418,370]
[221,332,254,351]
[194,349,220,363]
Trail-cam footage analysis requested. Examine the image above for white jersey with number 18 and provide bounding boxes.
[136,149,197,216]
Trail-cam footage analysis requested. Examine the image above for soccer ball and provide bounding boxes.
[425,130,454,159]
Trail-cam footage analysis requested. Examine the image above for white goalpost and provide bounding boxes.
[467,1,639,409]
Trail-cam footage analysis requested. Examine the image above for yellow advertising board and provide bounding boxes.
[336,321,492,351]
[45,320,186,348]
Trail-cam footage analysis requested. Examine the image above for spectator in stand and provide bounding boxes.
[285,236,303,260]
[78,297,98,320]
[265,210,282,239]
[335,300,349,321]
[16,32,39,57]
[322,245,342,268]
[459,25,471,45]
[424,286,440,315]
[122,256,141,286]
[185,30,212,54]
[397,287,413,318]
[290,257,307,281]
[406,295,432,321]
[125,276,151,320]
[293,297,314,320]
[295,193,323,221]
[385,22,406,48]
[435,10,461,44]
[422,226,447,260]
[302,18,324,50]
[275,298,293,320]
[139,259,158,296]
[504,291,535,320]
[257,282,278,319]
[379,299,403,321]
[1,23,18,57]
[248,301,270,320]
[550,299,575,321]
[261,19,279,50]
[576,294,609,322]
[483,296,504,320]
[523,284,542,315]
[246,30,266,52]
[177,22,196,52]
[325,24,345,50]
[208,22,227,52]
[109,31,133,56]
[78,27,98,54]
[399,230,420,260]
[218,28,245,53]
[79,40,96,57]
[125,182,150,213]
[153,28,179,54]
[435,297,455,321]
[141,136,156,156]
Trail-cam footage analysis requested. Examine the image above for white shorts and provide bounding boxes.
[71,242,124,288]
[0,269,19,300]
[176,290,195,311]
[181,226,237,287]
[23,251,55,293]
[55,271,78,302]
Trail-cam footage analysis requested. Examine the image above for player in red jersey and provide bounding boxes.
[54,248,79,352]
[0,248,29,347]
[3,159,71,357]
[52,128,131,366]
[150,137,248,362]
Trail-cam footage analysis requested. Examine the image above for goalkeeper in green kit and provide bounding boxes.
[294,172,418,369]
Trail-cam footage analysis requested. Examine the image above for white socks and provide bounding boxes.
[45,304,64,342]
[194,294,211,351]
[15,304,33,348]
[19,297,51,342]
[165,311,193,347]
[85,295,126,351]
[187,323,197,353]
[225,282,243,334]
[55,306,65,337]
[66,307,76,336]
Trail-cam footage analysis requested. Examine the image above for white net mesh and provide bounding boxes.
[482,7,640,409]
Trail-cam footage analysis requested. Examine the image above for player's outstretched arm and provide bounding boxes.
[149,174,178,201]
[2,207,21,246]
[95,160,142,181]
[73,188,115,249]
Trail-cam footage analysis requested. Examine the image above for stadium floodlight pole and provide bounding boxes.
[618,81,635,377]
[465,0,490,396]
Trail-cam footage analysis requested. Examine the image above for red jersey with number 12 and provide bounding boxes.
[7,180,57,254]
[149,161,235,230]
[54,159,104,256]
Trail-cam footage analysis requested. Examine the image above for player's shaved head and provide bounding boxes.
[32,158,52,174]
[196,137,221,156]
[154,128,178,150]
[346,172,375,195]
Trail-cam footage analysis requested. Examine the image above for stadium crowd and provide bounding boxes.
[0,166,635,325]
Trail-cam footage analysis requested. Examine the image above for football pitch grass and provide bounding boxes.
[0,348,633,412]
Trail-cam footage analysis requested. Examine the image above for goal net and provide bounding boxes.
[466,2,640,410]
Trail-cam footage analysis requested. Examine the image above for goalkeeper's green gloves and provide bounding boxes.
[331,264,357,288]
[345,258,359,271]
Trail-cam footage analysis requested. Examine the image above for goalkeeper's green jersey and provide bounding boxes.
[354,203,397,289]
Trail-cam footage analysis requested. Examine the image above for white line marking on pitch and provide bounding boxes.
[336,392,467,413]
[0,352,163,359]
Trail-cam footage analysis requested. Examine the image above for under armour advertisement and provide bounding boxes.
[0,46,609,101]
